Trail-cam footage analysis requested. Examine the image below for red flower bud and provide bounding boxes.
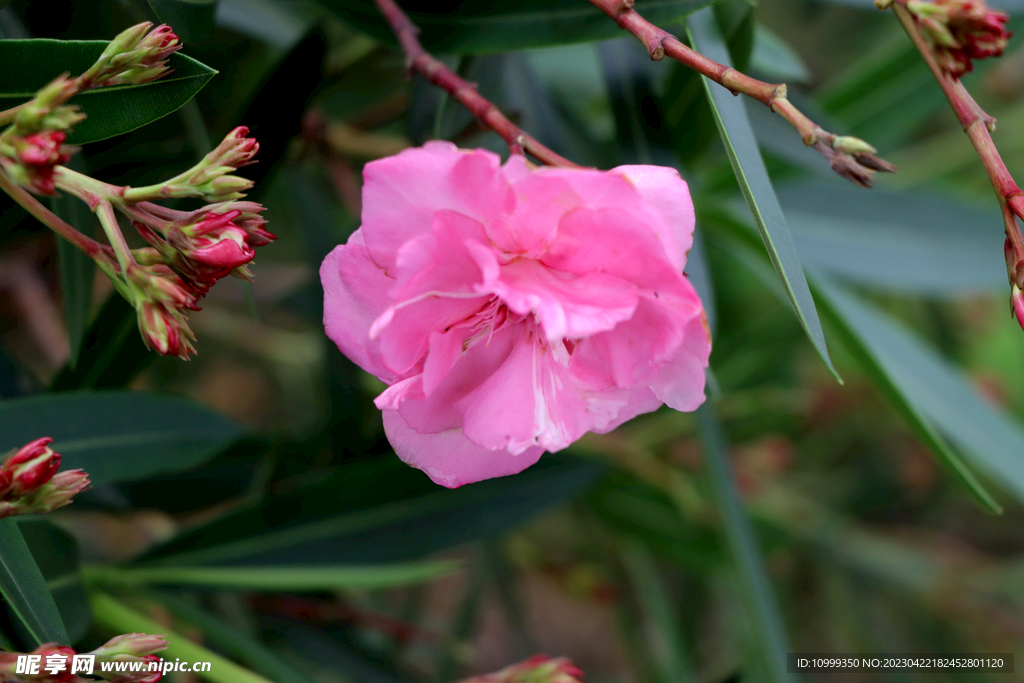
[0,437,60,497]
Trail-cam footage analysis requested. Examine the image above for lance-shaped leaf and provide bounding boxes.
[0,391,244,485]
[686,9,838,380]
[0,519,69,648]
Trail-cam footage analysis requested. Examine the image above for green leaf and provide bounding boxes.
[813,277,1015,510]
[0,391,244,486]
[85,561,459,590]
[143,589,311,683]
[50,158,95,370]
[50,293,153,391]
[779,182,1005,295]
[750,24,809,83]
[89,591,275,683]
[137,456,597,566]
[148,0,219,43]
[617,539,695,682]
[318,0,716,54]
[695,403,793,683]
[686,10,839,381]
[0,41,216,144]
[0,519,69,647]
[16,520,90,644]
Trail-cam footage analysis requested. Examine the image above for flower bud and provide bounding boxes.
[1012,284,1024,333]
[907,0,1011,77]
[0,437,60,497]
[91,633,169,659]
[833,136,877,156]
[81,23,181,87]
[0,131,73,195]
[458,656,585,683]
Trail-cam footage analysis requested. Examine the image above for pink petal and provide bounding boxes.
[542,207,685,298]
[611,165,695,272]
[458,328,628,454]
[570,296,685,390]
[389,210,490,302]
[397,324,518,434]
[650,310,712,411]
[361,143,512,270]
[480,257,638,342]
[488,173,580,256]
[383,410,544,488]
[320,230,396,383]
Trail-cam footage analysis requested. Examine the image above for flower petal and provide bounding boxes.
[361,143,512,270]
[383,409,544,488]
[612,165,695,272]
[320,230,396,383]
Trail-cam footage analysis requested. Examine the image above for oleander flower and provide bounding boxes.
[321,142,711,487]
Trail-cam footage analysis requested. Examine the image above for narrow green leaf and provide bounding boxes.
[89,591,274,683]
[142,589,310,683]
[695,404,793,683]
[85,561,459,591]
[0,391,244,485]
[49,158,95,370]
[686,10,839,381]
[779,182,1005,295]
[0,41,216,144]
[618,539,694,682]
[319,0,716,54]
[813,277,1011,511]
[137,456,596,566]
[16,520,91,644]
[0,519,69,647]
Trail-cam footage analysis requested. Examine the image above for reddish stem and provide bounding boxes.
[0,167,114,265]
[372,0,581,168]
[891,3,1024,260]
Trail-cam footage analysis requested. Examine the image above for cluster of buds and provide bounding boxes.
[79,23,180,88]
[0,22,179,196]
[125,264,200,359]
[0,76,81,195]
[132,126,260,203]
[0,633,168,683]
[815,134,899,188]
[458,656,585,683]
[0,438,89,519]
[906,0,1011,77]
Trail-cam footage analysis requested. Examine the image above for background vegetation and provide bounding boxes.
[2,0,1024,681]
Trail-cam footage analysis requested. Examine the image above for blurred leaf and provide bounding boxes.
[695,403,793,683]
[687,10,838,380]
[319,0,716,54]
[0,519,68,648]
[148,0,218,43]
[0,41,216,144]
[588,474,724,571]
[779,182,1005,295]
[49,293,153,391]
[0,391,244,486]
[87,561,459,590]
[50,157,95,370]
[16,520,90,644]
[813,279,1024,507]
[618,539,694,682]
[89,591,275,683]
[750,24,809,83]
[137,456,598,566]
[144,589,310,683]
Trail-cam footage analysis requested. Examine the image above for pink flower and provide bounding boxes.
[321,143,711,487]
